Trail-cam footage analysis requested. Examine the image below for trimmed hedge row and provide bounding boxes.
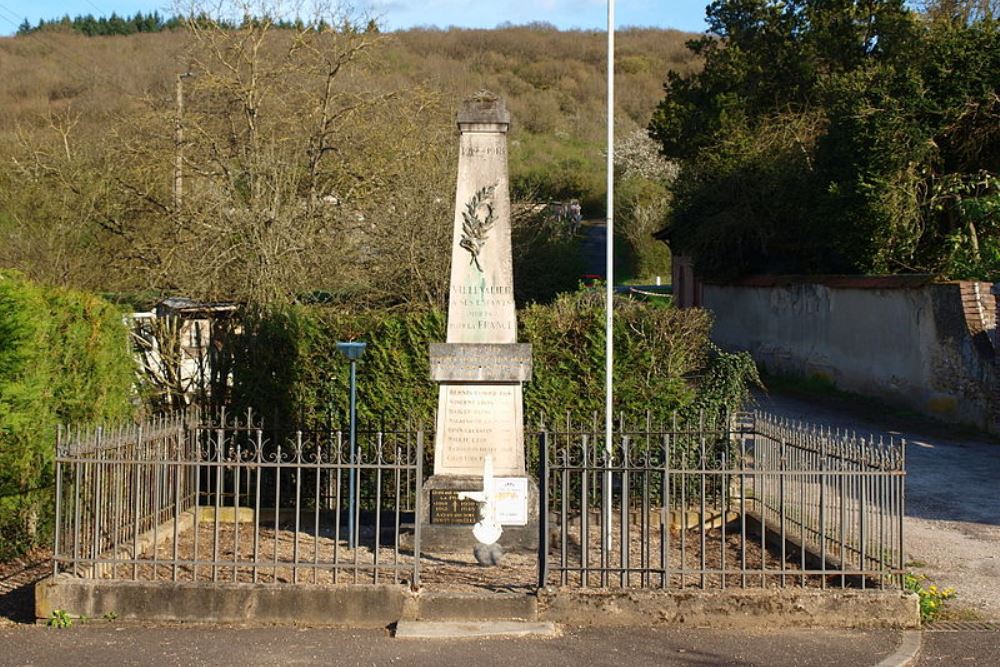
[0,270,135,558]
[228,290,759,430]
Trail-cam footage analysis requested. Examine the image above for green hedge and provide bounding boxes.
[0,270,135,558]
[229,290,759,430]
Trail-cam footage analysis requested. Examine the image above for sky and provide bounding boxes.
[0,1,712,36]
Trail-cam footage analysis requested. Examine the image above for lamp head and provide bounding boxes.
[335,341,367,361]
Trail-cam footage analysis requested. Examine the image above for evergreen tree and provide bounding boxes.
[650,0,1000,280]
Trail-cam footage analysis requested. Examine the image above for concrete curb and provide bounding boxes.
[394,621,560,639]
[403,591,537,621]
[36,576,921,630]
[537,589,921,630]
[875,631,922,667]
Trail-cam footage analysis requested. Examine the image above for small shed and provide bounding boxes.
[131,297,240,407]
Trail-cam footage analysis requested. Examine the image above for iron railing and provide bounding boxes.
[53,412,197,580]
[53,410,423,587]
[54,408,904,594]
[538,411,906,590]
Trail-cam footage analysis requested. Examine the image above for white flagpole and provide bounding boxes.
[604,0,616,551]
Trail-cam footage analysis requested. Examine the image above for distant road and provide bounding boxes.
[580,220,606,279]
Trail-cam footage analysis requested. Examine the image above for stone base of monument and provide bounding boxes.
[407,474,539,554]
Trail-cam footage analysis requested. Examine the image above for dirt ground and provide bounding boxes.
[90,514,854,593]
[0,547,51,626]
[2,511,855,625]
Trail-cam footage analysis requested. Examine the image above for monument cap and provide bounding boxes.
[458,91,510,126]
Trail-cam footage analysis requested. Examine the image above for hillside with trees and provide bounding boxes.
[0,18,697,306]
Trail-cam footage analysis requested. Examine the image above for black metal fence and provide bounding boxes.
[54,409,905,594]
[53,410,423,587]
[538,411,906,590]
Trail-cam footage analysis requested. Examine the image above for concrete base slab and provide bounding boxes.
[406,591,536,621]
[36,576,919,629]
[394,620,560,639]
[537,588,921,629]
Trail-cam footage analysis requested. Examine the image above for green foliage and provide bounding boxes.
[651,1,1000,281]
[47,609,73,628]
[15,11,315,37]
[905,573,957,621]
[228,294,760,430]
[615,176,674,281]
[230,308,446,427]
[20,12,182,36]
[523,290,714,423]
[685,343,762,423]
[512,211,586,306]
[0,270,134,559]
[510,133,606,215]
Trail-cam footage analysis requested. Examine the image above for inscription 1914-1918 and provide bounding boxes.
[430,490,480,524]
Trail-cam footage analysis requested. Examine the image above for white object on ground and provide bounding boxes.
[458,455,503,546]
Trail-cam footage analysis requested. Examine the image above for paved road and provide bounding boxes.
[580,221,606,278]
[756,391,1000,620]
[0,625,902,666]
[919,629,1000,664]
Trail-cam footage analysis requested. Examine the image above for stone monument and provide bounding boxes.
[419,92,538,554]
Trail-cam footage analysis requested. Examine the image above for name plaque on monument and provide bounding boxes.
[430,490,480,525]
[494,477,529,526]
[429,343,533,383]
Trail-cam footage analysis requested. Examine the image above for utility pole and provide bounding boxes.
[174,72,193,212]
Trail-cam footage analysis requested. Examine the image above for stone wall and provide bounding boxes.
[698,276,1000,437]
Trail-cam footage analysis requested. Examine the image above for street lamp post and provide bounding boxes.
[336,341,366,549]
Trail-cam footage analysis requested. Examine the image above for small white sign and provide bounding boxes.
[494,477,529,526]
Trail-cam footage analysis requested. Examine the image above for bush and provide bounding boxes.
[0,270,134,558]
[615,176,674,282]
[228,292,760,430]
[229,307,445,427]
[510,133,606,215]
[512,209,586,306]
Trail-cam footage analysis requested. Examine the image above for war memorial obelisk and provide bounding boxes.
[420,92,538,553]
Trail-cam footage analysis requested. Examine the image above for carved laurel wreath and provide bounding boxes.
[459,184,497,272]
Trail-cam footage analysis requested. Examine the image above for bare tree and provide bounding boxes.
[2,1,463,308]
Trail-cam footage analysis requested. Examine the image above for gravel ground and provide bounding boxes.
[756,391,1000,620]
[111,516,829,592]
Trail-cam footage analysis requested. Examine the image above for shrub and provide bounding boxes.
[904,573,957,622]
[0,270,134,558]
[228,292,760,431]
[616,176,674,282]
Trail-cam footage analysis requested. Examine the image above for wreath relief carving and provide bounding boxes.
[459,184,497,272]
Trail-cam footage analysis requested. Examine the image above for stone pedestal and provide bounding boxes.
[418,93,538,555]
[417,475,539,553]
